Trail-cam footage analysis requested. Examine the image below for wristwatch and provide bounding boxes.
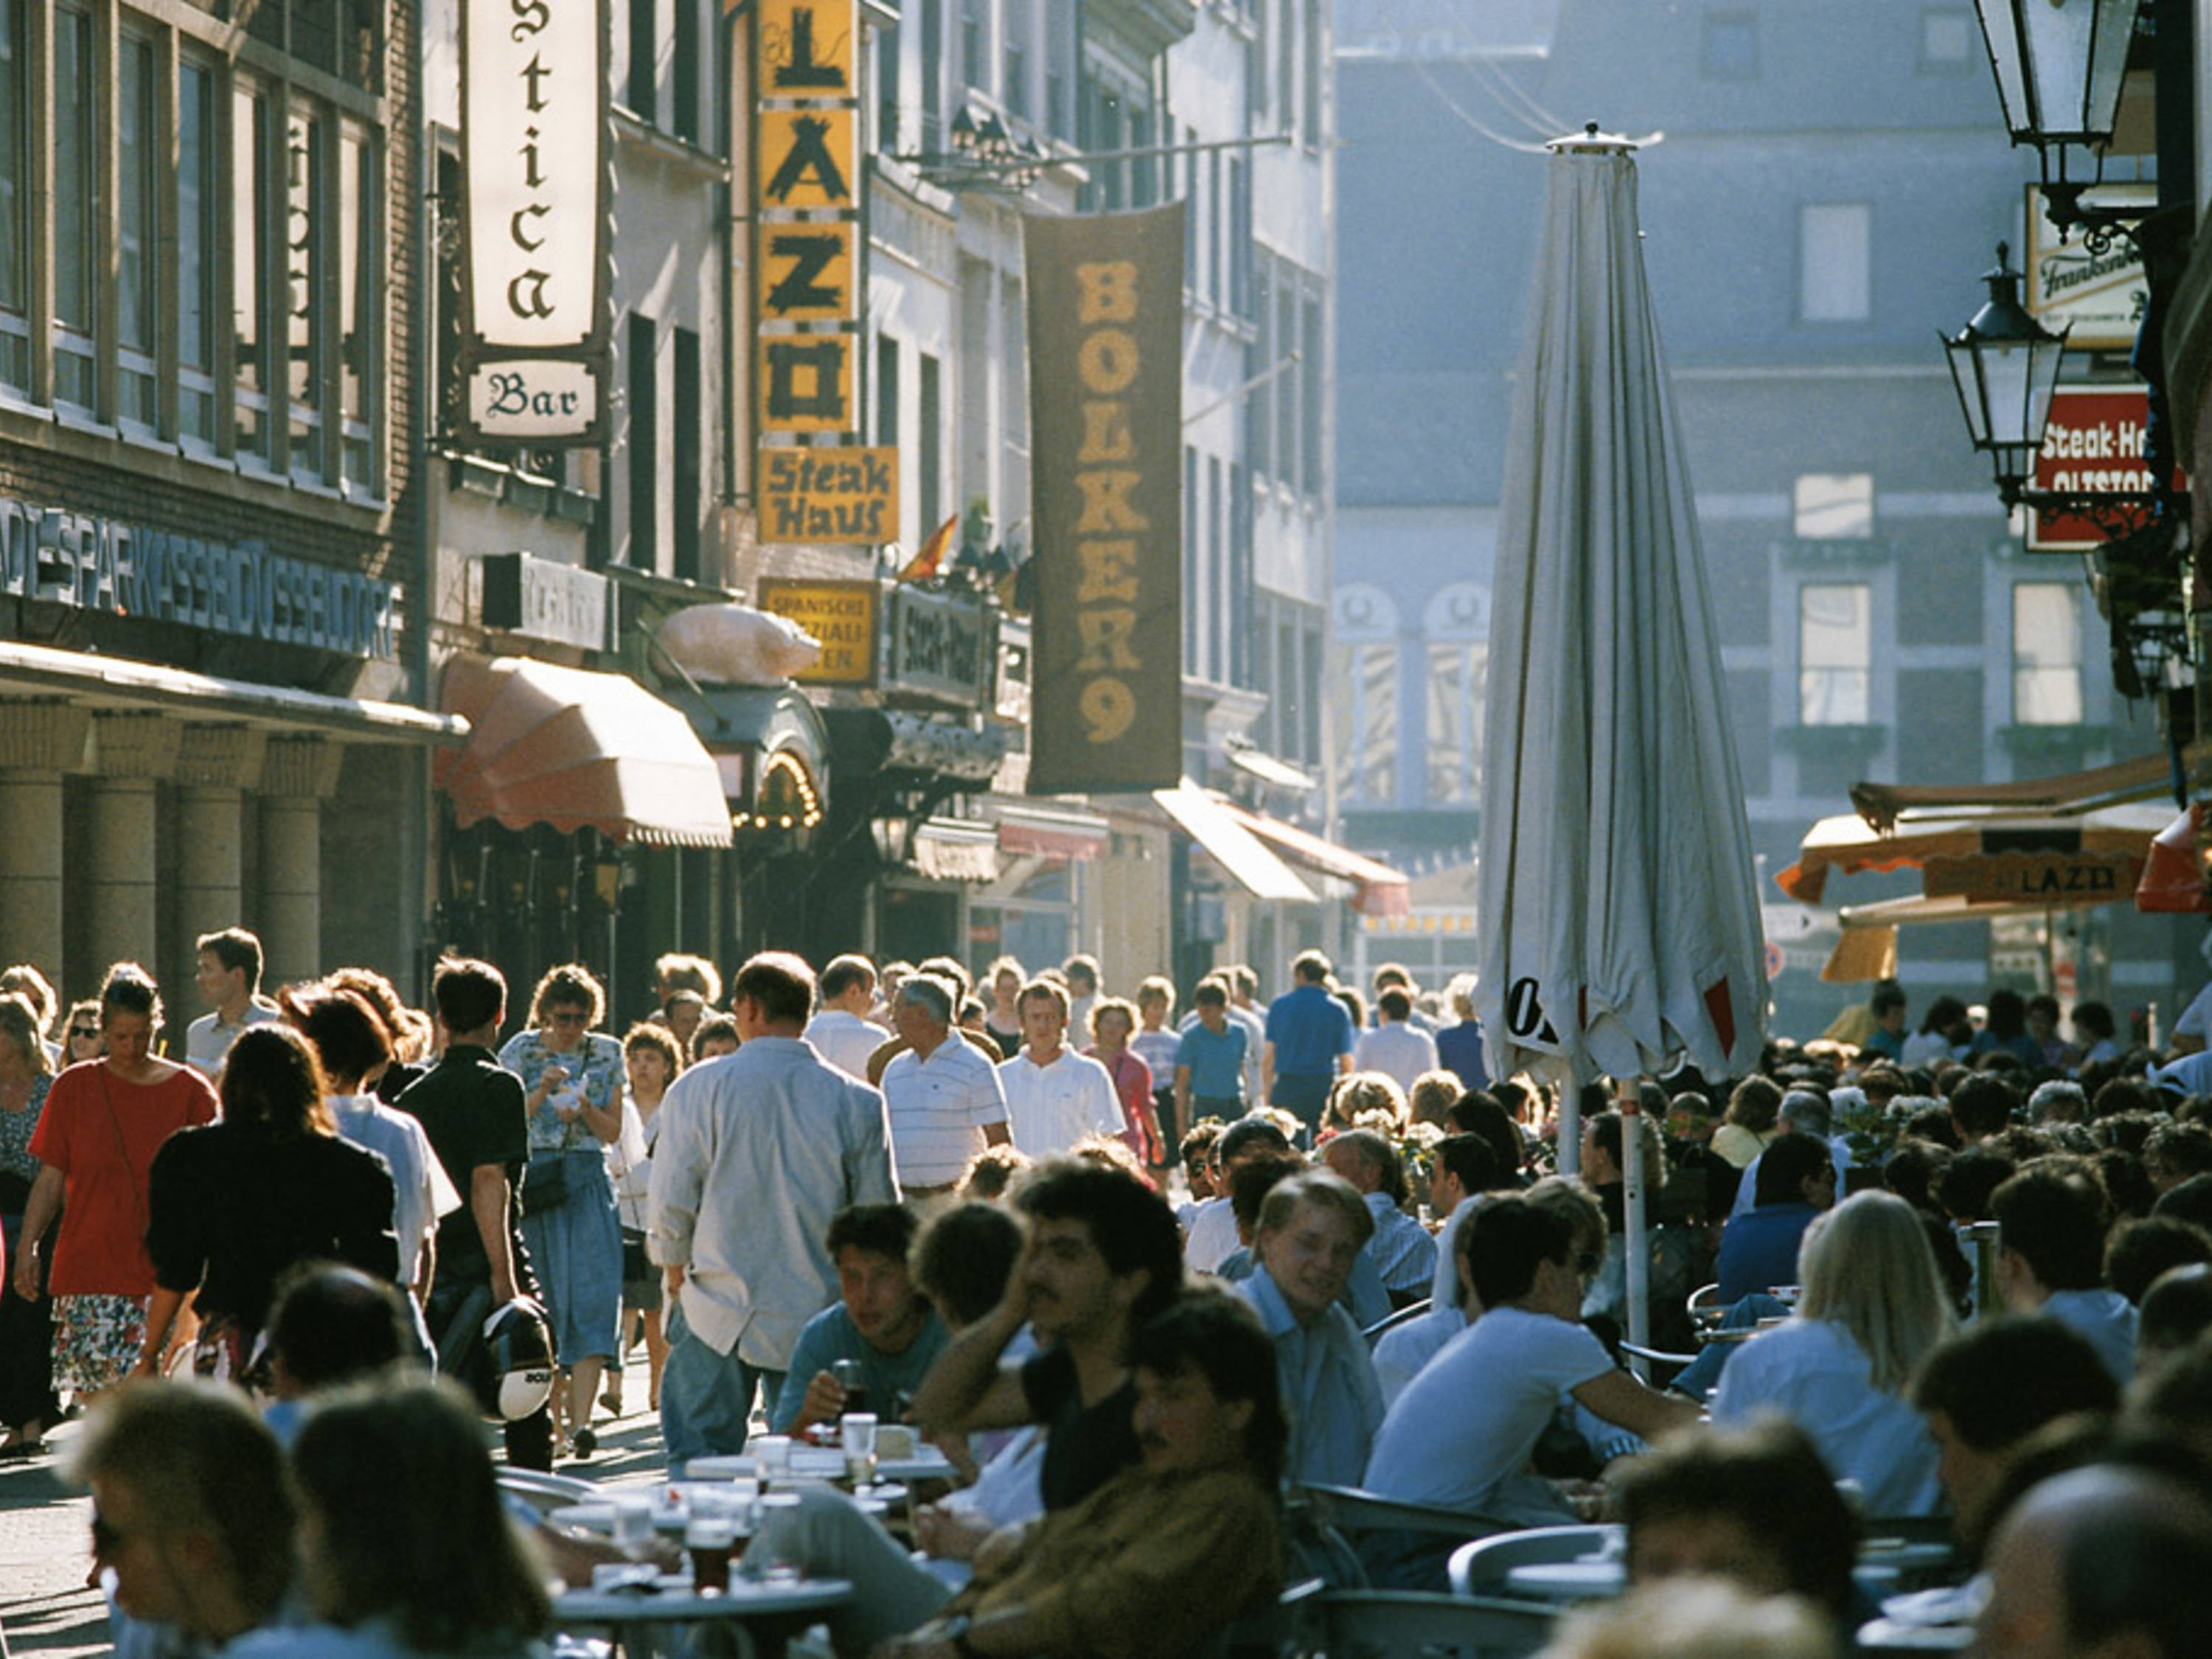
[941,1614,981,1659]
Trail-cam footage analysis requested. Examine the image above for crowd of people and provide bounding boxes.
[9,939,2212,1657]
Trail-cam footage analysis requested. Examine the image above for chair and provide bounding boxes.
[1363,1298,1432,1346]
[1686,1281,1724,1336]
[1290,1484,1507,1591]
[1616,1338,1697,1387]
[1447,1526,1621,1601]
[1289,1589,1554,1659]
[497,1466,602,1517]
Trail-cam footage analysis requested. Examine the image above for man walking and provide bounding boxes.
[880,975,1010,1217]
[1263,950,1354,1142]
[997,979,1121,1158]
[650,951,900,1471]
[184,928,279,1075]
[804,954,890,1082]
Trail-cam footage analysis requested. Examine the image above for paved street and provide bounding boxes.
[0,1400,671,1656]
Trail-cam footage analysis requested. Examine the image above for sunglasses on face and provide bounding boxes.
[69,1027,99,1040]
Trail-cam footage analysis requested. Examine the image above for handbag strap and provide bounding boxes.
[95,1067,153,1235]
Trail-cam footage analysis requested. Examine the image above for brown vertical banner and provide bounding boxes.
[1025,204,1185,796]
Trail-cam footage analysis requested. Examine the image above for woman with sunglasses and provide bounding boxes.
[12,964,218,1407]
[62,1000,104,1066]
[498,963,624,1458]
[0,992,60,1456]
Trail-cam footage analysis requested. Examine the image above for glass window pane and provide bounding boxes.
[1427,641,1484,803]
[288,107,324,451]
[52,9,95,409]
[1794,472,1874,539]
[118,36,159,428]
[338,126,373,485]
[1801,203,1871,323]
[1800,582,1871,724]
[0,0,27,392]
[178,62,218,439]
[1331,640,1397,803]
[2014,583,2084,725]
[235,83,271,459]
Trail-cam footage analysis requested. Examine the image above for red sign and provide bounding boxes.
[2027,386,2179,551]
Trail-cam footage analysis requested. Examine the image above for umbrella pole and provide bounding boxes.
[1619,1076,1650,1380]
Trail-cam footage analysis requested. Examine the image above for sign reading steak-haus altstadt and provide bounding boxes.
[458,0,612,444]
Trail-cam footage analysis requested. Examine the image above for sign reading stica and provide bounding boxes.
[758,448,899,543]
[2027,386,2183,552]
[757,578,877,685]
[754,1,860,447]
[458,0,611,444]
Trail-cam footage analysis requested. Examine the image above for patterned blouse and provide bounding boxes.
[0,1074,51,1190]
[498,1029,625,1154]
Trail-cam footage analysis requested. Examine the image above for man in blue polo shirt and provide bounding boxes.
[1172,978,1248,1139]
[1263,950,1354,1144]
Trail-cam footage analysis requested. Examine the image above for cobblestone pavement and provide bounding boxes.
[0,1393,671,1656]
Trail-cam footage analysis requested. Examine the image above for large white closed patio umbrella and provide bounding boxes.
[1475,129,1767,1349]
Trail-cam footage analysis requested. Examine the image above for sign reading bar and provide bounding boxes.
[459,0,611,442]
[757,578,877,685]
[759,447,899,543]
[754,1,860,448]
[2027,386,2182,552]
[1024,204,1185,795]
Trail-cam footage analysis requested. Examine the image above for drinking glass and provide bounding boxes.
[841,1411,879,1487]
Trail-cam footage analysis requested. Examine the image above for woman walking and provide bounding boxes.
[0,992,60,1455]
[498,964,624,1458]
[11,964,218,1403]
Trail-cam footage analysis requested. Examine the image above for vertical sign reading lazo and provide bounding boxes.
[459,0,611,442]
[1025,204,1184,795]
[756,1,862,445]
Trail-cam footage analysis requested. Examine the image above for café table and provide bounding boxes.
[552,1573,852,1659]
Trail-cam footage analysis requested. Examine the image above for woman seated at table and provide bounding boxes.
[229,1377,552,1659]
[745,1290,1284,1659]
[1711,1189,1953,1517]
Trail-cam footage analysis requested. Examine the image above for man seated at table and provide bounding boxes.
[1714,1133,1836,1304]
[1321,1127,1437,1307]
[1619,1417,1859,1627]
[1234,1168,1385,1487]
[912,1159,1184,1513]
[1909,1315,2120,1557]
[1363,1182,1701,1582]
[774,1203,950,1435]
[747,1289,1285,1659]
[1991,1163,2138,1386]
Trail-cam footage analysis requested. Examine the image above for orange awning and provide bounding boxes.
[1220,801,1412,919]
[433,656,733,847]
[1777,803,2171,907]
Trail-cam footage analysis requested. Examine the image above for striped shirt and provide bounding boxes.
[882,1037,1009,1188]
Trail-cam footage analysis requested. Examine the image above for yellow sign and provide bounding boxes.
[757,577,878,685]
[757,220,856,324]
[1921,851,2144,905]
[759,0,855,96]
[758,446,899,543]
[757,333,854,434]
[759,108,856,211]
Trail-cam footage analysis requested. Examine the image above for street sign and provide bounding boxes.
[2026,386,2174,552]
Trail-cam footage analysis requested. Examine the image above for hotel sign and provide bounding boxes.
[458,0,612,443]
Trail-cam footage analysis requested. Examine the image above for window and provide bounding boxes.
[1004,2,1028,120]
[1794,473,1875,539]
[1702,12,1758,77]
[52,7,95,412]
[1921,9,1973,68]
[1332,585,1399,804]
[628,313,658,568]
[628,0,656,119]
[1183,444,1200,674]
[1228,156,1251,319]
[674,0,699,142]
[1801,203,1872,323]
[1183,125,1200,293]
[921,0,942,148]
[1208,453,1225,682]
[1425,585,1488,803]
[1799,583,1872,725]
[1208,151,1224,302]
[117,34,160,431]
[918,352,942,535]
[2013,584,2084,724]
[877,18,900,151]
[672,326,700,582]
[1249,261,1274,474]
[1277,0,1295,128]
[1301,0,1321,148]
[178,61,220,442]
[234,81,275,463]
[876,335,899,448]
[961,0,982,91]
[1301,291,1324,495]
[0,0,26,393]
[338,126,375,489]
[1274,277,1296,487]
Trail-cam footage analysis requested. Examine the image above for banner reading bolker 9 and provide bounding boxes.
[1024,205,1185,796]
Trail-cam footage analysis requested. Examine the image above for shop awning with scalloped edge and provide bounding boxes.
[434,655,733,847]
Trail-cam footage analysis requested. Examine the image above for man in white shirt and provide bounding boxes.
[184,927,281,1076]
[880,975,1012,1214]
[1991,1163,2138,1385]
[997,980,1122,1158]
[804,953,891,1082]
[1352,989,1440,1094]
[1226,967,1269,1104]
[650,951,900,1470]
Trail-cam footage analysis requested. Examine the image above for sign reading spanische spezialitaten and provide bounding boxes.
[1024,204,1184,795]
[459,0,611,443]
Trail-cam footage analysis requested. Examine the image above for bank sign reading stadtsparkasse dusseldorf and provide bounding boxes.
[459,0,611,443]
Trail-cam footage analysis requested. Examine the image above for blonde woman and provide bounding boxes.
[0,993,58,1455]
[1324,1070,1408,1136]
[1711,1189,1956,1515]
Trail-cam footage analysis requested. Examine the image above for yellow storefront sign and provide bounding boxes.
[757,577,878,685]
[758,446,899,544]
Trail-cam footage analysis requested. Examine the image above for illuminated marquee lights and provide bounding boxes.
[731,748,824,832]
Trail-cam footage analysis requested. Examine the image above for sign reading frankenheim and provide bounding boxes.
[1024,204,1183,795]
[458,0,611,444]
